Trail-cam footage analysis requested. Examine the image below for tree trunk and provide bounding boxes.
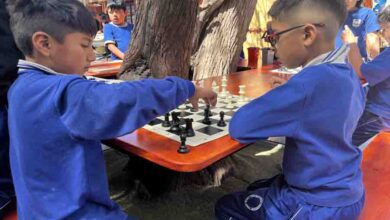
[118,0,198,80]
[192,0,257,80]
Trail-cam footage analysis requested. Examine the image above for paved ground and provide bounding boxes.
[104,140,283,220]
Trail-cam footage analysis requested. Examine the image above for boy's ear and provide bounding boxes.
[302,24,318,47]
[31,32,54,57]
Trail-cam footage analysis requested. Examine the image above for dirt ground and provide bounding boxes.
[104,140,283,220]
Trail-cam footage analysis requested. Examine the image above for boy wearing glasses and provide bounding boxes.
[342,6,390,146]
[215,0,366,219]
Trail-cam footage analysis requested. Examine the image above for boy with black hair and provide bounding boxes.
[103,0,133,60]
[342,6,390,146]
[6,0,217,219]
[215,0,366,219]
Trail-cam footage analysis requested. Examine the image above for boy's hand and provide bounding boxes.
[189,85,217,111]
[341,25,358,45]
[270,73,291,88]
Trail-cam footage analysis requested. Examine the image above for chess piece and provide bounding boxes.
[225,96,235,109]
[177,131,189,154]
[212,80,219,94]
[217,111,226,127]
[206,104,213,116]
[162,113,171,127]
[237,85,248,106]
[185,118,195,137]
[220,75,228,99]
[202,108,212,125]
[170,112,181,132]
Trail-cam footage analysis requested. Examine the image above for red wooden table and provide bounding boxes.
[85,60,122,78]
[104,67,279,172]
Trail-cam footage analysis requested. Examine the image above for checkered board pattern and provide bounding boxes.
[143,96,246,147]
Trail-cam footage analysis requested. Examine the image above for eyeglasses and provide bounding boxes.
[262,23,325,47]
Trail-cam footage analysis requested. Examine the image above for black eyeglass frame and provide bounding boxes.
[262,23,325,47]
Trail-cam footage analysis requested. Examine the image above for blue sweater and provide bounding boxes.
[230,60,365,207]
[8,61,194,219]
[362,48,390,119]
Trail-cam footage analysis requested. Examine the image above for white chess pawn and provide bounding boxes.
[225,95,235,109]
[220,75,228,99]
[237,85,248,106]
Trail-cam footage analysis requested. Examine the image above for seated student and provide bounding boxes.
[103,0,133,60]
[6,0,217,219]
[215,0,366,219]
[335,0,381,61]
[342,6,390,146]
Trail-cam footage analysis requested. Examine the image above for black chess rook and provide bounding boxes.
[185,118,195,137]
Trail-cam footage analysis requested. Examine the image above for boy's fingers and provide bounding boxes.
[191,99,199,111]
[208,95,217,107]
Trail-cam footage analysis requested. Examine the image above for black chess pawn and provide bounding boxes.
[217,111,226,127]
[177,131,189,154]
[185,118,195,137]
[162,113,171,127]
[202,108,212,125]
[206,104,213,116]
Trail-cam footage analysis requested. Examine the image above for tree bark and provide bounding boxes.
[192,0,257,80]
[118,0,198,80]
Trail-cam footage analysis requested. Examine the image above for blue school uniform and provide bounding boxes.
[8,60,194,220]
[103,22,134,60]
[215,46,366,219]
[335,7,380,60]
[352,48,390,145]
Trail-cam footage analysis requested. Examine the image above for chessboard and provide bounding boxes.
[143,95,249,147]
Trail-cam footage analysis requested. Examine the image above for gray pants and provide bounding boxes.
[352,110,390,146]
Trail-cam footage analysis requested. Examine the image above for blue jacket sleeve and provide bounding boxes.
[55,76,195,140]
[361,48,390,86]
[229,76,306,143]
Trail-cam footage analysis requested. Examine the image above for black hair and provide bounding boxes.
[107,1,126,11]
[356,0,363,8]
[268,0,347,28]
[378,6,390,24]
[108,5,127,11]
[6,0,97,56]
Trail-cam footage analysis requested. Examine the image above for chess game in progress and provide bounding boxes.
[143,76,251,151]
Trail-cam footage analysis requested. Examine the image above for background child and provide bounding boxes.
[7,0,216,219]
[335,0,380,60]
[103,0,133,60]
[215,0,366,219]
[342,6,390,146]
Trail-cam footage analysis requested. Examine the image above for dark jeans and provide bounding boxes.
[353,110,390,146]
[0,106,14,211]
